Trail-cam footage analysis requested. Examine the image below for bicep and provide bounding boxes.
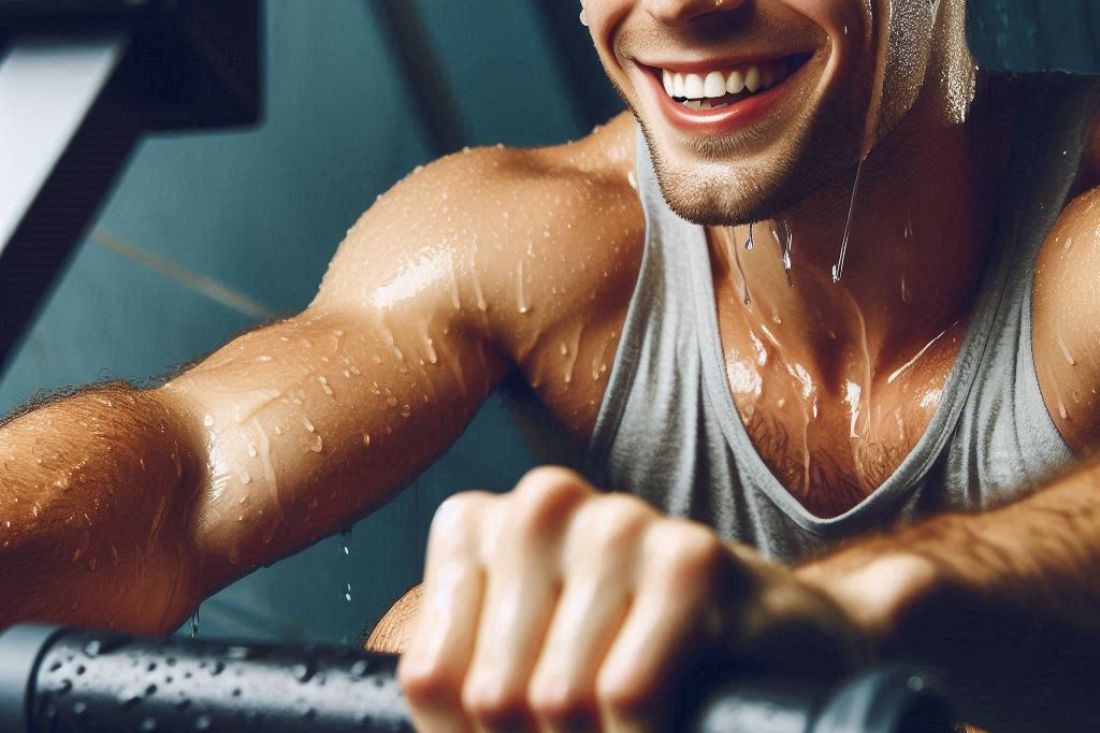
[159,236,507,594]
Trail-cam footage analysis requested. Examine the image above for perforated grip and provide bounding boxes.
[24,628,411,733]
[0,625,955,733]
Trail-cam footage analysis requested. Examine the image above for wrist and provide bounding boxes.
[796,551,943,651]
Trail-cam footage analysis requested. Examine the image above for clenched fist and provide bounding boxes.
[397,467,873,732]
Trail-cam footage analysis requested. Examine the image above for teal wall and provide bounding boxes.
[0,0,605,643]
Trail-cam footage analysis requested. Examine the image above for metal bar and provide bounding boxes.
[369,0,466,156]
[0,33,128,252]
[0,33,142,375]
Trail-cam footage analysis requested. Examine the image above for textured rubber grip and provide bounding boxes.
[0,625,66,733]
[0,625,955,733]
[25,628,411,732]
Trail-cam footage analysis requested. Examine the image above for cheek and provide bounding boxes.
[583,0,631,37]
[784,0,863,39]
[583,1,637,88]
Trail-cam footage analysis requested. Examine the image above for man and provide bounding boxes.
[1,0,1098,730]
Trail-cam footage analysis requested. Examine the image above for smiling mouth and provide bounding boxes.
[649,54,811,111]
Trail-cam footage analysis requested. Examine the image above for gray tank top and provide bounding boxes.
[586,80,1098,564]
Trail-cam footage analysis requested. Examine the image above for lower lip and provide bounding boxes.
[647,64,804,137]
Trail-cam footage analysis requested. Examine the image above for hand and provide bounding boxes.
[397,467,872,732]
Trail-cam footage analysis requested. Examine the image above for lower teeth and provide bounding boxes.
[681,98,731,110]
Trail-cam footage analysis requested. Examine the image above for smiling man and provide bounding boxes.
[1,1,1099,731]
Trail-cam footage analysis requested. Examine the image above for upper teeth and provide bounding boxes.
[660,63,785,102]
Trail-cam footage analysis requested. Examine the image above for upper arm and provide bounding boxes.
[158,150,516,594]
[1032,186,1100,457]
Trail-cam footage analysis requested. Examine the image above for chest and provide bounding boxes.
[712,289,966,519]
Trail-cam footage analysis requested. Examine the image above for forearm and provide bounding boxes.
[0,383,203,633]
[798,460,1100,731]
[803,460,1100,635]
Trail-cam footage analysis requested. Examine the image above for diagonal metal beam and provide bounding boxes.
[529,0,623,132]
[0,33,142,375]
[369,0,466,156]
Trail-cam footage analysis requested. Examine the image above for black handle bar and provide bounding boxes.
[0,625,955,733]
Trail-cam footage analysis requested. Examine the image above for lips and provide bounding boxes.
[641,53,812,135]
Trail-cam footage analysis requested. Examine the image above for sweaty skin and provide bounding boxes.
[2,0,1100,731]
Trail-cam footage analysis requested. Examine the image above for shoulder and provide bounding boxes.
[316,112,646,359]
[1032,185,1100,456]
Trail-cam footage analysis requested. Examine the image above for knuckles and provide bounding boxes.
[528,678,598,727]
[409,472,738,729]
[595,668,651,720]
[650,521,731,587]
[430,490,492,540]
[575,493,655,555]
[507,466,593,538]
[461,676,530,728]
[397,655,462,709]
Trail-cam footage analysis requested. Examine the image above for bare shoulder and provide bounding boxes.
[317,113,645,440]
[1032,185,1100,456]
[319,112,643,330]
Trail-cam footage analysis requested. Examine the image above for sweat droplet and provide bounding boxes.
[771,219,794,286]
[309,434,323,453]
[832,160,865,284]
[203,415,214,428]
[733,232,751,305]
[516,261,529,315]
[239,471,251,485]
[745,222,755,251]
[1057,335,1077,366]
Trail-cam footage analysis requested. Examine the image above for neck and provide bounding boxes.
[707,82,1008,385]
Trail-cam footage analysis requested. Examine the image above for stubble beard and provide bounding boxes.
[629,91,866,228]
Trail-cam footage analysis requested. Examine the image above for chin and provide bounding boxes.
[640,127,823,227]
[634,89,864,228]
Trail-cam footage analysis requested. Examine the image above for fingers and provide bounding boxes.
[596,521,732,731]
[400,492,492,732]
[526,497,650,730]
[462,471,590,729]
[399,467,819,733]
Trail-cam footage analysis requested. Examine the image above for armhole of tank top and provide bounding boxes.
[1018,79,1095,464]
[587,156,659,466]
[1023,226,1078,462]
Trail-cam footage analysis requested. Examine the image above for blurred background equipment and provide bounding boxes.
[0,0,261,373]
[967,0,1100,73]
